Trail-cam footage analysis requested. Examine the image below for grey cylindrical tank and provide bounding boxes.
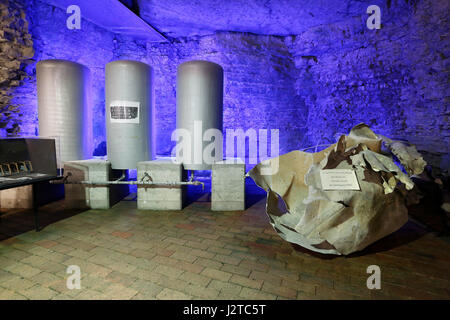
[37,59,91,164]
[105,60,153,169]
[176,60,223,170]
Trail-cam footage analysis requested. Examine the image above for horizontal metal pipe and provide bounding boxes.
[61,180,201,186]
[50,177,203,187]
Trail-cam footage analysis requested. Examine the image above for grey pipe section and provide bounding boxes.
[58,180,202,186]
[51,171,203,188]
[106,60,153,170]
[176,60,223,170]
[37,60,91,165]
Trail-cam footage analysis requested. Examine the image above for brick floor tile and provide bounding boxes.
[129,249,156,260]
[154,265,184,279]
[133,268,164,282]
[19,285,59,300]
[171,251,197,263]
[104,283,138,300]
[66,249,95,259]
[51,293,77,300]
[262,282,297,299]
[4,262,42,278]
[20,254,48,268]
[111,231,134,239]
[130,279,164,297]
[77,289,109,300]
[185,240,209,250]
[151,247,176,257]
[51,244,75,254]
[81,275,111,292]
[189,248,215,259]
[155,276,191,293]
[239,259,270,271]
[30,271,62,287]
[249,270,283,285]
[0,288,27,300]
[1,186,450,300]
[221,264,252,277]
[214,254,241,266]
[105,271,138,287]
[229,274,263,290]
[156,288,191,300]
[208,279,243,296]
[162,236,187,246]
[185,284,220,299]
[315,285,362,300]
[218,292,240,299]
[300,272,334,288]
[1,275,36,291]
[194,257,224,270]
[281,279,316,295]
[239,287,277,300]
[35,240,58,249]
[179,271,212,287]
[201,268,232,282]
[202,239,226,248]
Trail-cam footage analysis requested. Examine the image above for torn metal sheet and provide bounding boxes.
[379,135,427,176]
[248,123,426,255]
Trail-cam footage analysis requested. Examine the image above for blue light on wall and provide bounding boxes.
[11,0,450,169]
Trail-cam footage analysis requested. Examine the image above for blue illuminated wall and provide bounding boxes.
[11,0,116,157]
[288,1,449,168]
[114,33,302,159]
[4,0,449,169]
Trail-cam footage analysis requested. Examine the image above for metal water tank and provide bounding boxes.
[176,60,223,170]
[37,59,91,164]
[105,60,153,169]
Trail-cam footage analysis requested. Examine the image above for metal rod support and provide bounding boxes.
[57,180,202,186]
[50,171,204,189]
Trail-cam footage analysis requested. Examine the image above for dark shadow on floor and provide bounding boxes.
[0,201,87,240]
[291,219,430,260]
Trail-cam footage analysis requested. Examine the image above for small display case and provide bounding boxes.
[0,138,58,189]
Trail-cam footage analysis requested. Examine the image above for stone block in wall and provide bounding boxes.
[211,159,245,211]
[137,159,186,210]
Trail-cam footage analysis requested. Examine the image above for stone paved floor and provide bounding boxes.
[0,190,449,300]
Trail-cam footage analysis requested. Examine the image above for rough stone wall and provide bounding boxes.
[115,33,303,158]
[0,0,34,137]
[2,0,448,169]
[288,0,449,168]
[6,0,116,154]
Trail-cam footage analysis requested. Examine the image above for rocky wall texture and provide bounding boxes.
[115,32,303,158]
[288,0,449,168]
[4,0,116,155]
[2,0,449,169]
[0,0,34,137]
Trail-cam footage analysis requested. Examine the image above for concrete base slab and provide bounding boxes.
[137,159,186,210]
[64,159,128,209]
[212,159,245,211]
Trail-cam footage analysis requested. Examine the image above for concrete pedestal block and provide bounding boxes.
[212,159,245,211]
[137,159,186,210]
[64,159,128,209]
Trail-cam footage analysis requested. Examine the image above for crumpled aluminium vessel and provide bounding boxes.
[247,124,426,255]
